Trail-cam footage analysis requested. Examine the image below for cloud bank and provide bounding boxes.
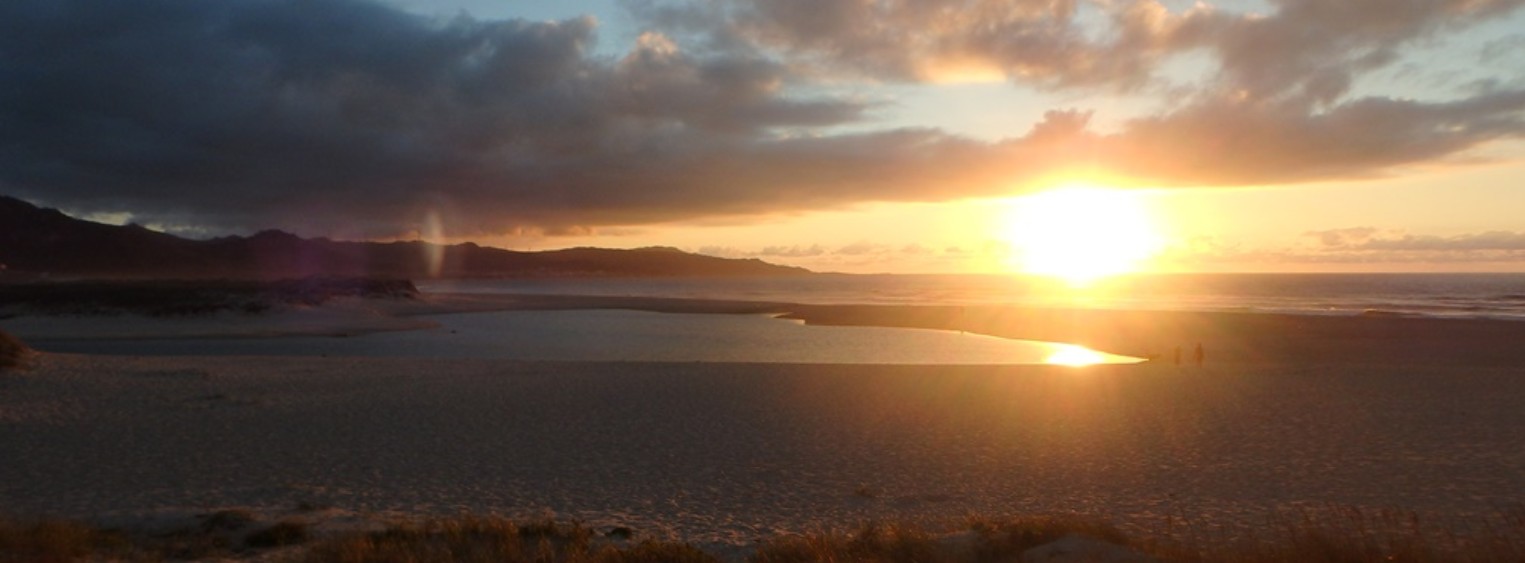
[1,0,1523,238]
[633,0,1524,99]
[1156,228,1525,269]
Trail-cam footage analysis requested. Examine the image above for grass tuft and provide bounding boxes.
[0,518,134,562]
[752,516,1132,563]
[594,540,718,562]
[0,329,31,371]
[963,514,1132,559]
[755,522,941,563]
[244,520,309,549]
[200,509,256,533]
[304,515,709,563]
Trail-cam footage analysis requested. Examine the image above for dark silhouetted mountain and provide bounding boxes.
[0,196,811,278]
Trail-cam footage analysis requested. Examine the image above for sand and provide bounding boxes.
[3,295,1525,553]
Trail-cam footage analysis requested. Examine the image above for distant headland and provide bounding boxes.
[0,196,810,279]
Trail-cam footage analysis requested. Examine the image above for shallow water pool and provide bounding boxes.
[34,309,1141,365]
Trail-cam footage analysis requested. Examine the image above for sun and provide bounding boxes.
[1001,185,1165,285]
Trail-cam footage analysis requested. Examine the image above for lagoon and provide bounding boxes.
[33,308,1138,365]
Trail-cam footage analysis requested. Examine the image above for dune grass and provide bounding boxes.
[1,506,1523,562]
[1171,504,1525,562]
[0,518,138,563]
[751,516,1137,563]
[307,516,716,563]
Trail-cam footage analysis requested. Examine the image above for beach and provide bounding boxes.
[3,294,1525,556]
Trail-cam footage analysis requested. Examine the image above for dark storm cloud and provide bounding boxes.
[0,0,870,236]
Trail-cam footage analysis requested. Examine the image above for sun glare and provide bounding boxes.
[1002,185,1165,285]
[1044,344,1110,367]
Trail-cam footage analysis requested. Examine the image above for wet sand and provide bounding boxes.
[783,302,1525,367]
[2,296,1524,550]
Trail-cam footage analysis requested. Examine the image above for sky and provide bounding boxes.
[3,0,1525,274]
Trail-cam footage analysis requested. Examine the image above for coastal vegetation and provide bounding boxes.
[0,328,29,370]
[1,507,1522,562]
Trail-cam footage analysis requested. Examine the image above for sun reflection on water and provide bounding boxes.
[1044,344,1118,367]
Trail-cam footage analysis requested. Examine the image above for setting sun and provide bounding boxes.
[1002,186,1166,284]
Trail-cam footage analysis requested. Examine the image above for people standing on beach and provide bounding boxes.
[1194,342,1204,367]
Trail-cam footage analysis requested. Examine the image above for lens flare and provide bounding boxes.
[422,209,445,278]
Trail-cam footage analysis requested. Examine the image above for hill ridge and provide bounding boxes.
[0,196,810,279]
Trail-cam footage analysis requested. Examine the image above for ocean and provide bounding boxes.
[421,272,1525,321]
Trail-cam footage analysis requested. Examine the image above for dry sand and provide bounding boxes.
[3,296,1525,552]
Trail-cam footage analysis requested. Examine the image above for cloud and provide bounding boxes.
[1480,34,1525,64]
[1196,0,1525,106]
[1302,228,1525,253]
[1097,91,1525,185]
[1167,230,1525,267]
[696,245,745,258]
[1305,227,1381,247]
[0,0,866,237]
[835,241,889,256]
[632,0,1525,101]
[628,0,1170,89]
[1,0,1524,241]
[900,243,933,255]
[679,239,1016,273]
[759,244,826,257]
[627,0,1525,185]
[1355,230,1525,251]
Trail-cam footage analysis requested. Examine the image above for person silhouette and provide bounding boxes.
[1193,343,1204,367]
[1173,345,1181,366]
